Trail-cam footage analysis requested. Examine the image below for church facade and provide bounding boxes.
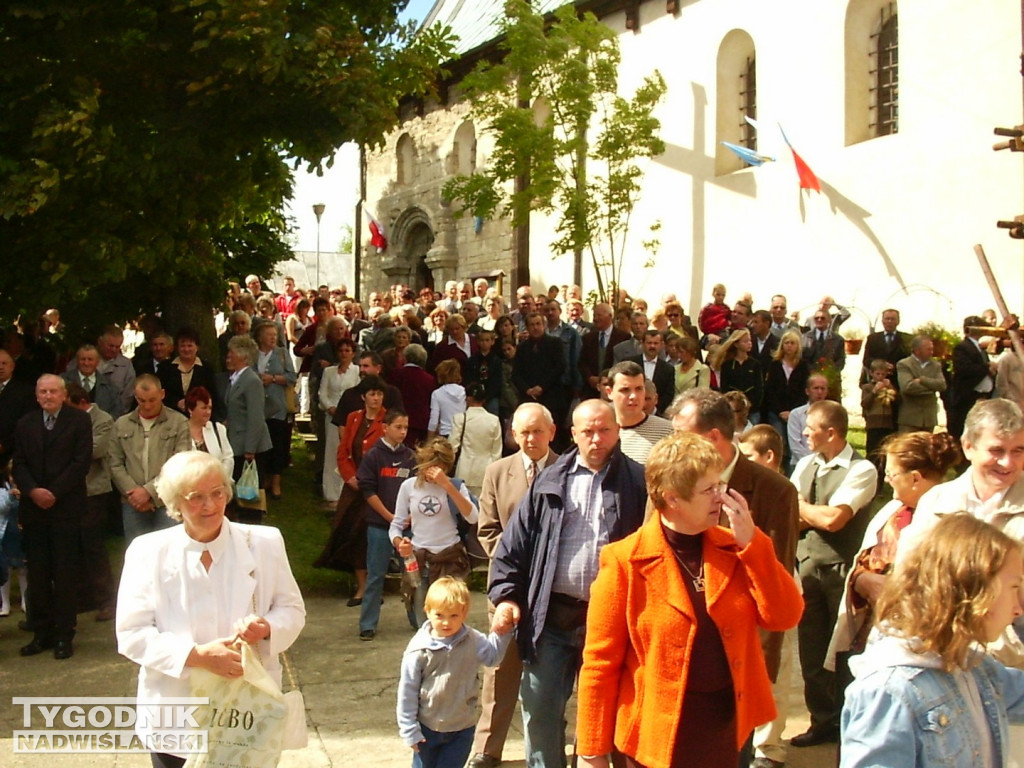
[361,0,1023,331]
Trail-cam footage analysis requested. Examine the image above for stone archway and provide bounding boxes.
[380,206,459,289]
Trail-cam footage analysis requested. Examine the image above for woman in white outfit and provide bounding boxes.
[115,450,305,768]
[318,338,359,501]
[449,384,502,497]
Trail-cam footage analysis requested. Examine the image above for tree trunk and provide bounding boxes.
[162,284,223,372]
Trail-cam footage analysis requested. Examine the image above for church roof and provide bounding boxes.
[422,0,572,57]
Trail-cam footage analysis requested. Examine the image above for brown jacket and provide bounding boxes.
[476,449,559,562]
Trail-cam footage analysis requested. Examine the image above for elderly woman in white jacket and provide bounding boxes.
[449,383,502,497]
[116,451,305,768]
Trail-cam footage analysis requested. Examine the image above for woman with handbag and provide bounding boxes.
[255,323,297,501]
[314,375,389,607]
[116,450,305,768]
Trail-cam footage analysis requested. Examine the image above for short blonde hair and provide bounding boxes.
[876,514,1022,671]
[645,432,722,511]
[155,451,234,522]
[424,576,470,614]
[435,359,462,385]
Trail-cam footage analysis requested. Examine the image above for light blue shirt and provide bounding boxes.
[551,456,609,601]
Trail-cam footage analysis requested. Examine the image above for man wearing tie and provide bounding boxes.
[801,310,846,371]
[577,303,630,399]
[769,294,801,338]
[948,315,998,439]
[467,403,558,768]
[788,401,877,747]
[13,375,93,659]
[63,345,125,418]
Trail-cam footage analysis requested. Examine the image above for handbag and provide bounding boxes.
[278,348,298,415]
[184,641,288,768]
[236,459,260,501]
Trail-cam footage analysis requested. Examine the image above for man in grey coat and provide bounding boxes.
[108,374,190,544]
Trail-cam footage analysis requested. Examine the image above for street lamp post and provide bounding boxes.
[313,203,326,287]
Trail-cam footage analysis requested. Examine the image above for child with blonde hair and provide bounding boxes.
[397,577,512,768]
[390,438,478,625]
[841,514,1024,767]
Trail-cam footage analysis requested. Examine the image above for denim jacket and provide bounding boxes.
[841,634,1024,767]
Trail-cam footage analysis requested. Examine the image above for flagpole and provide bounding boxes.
[313,203,325,288]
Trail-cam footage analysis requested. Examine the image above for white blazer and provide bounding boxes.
[199,420,235,480]
[116,522,305,744]
[450,406,503,495]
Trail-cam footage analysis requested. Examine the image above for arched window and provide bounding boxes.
[715,29,757,175]
[452,121,476,175]
[397,133,415,186]
[873,7,898,136]
[845,0,898,145]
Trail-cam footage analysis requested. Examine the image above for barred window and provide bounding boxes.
[871,5,898,136]
[740,57,757,151]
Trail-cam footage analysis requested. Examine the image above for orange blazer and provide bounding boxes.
[337,409,386,483]
[576,519,803,767]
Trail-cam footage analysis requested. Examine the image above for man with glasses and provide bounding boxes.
[769,295,801,338]
[801,309,846,371]
[788,400,876,748]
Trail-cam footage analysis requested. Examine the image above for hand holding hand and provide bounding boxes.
[721,488,755,548]
[28,488,56,509]
[491,601,520,635]
[127,486,152,511]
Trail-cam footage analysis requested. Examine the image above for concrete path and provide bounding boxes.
[0,595,833,767]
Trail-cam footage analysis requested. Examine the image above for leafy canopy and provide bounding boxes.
[0,0,453,329]
[441,0,665,303]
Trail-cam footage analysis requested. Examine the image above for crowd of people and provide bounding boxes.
[6,273,1024,768]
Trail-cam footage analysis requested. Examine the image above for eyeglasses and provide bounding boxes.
[697,481,728,498]
[183,486,229,509]
[884,469,907,482]
[667,312,681,318]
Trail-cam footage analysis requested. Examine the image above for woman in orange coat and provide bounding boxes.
[576,432,803,768]
[314,375,388,606]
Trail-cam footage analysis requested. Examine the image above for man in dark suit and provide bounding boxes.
[512,313,568,448]
[863,308,911,374]
[750,310,779,420]
[469,403,558,768]
[0,349,38,467]
[801,309,846,371]
[578,303,630,399]
[948,315,998,439]
[13,375,93,659]
[627,330,675,417]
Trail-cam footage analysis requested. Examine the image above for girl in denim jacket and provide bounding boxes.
[841,515,1024,768]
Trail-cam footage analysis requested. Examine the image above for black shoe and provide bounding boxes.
[359,630,374,641]
[18,620,34,632]
[346,597,363,607]
[789,727,838,747]
[20,637,55,656]
[53,640,74,660]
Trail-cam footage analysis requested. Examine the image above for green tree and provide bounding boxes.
[0,0,453,344]
[441,0,665,304]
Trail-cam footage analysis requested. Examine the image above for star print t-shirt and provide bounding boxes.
[389,477,479,554]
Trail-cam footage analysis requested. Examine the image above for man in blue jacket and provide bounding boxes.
[488,399,647,768]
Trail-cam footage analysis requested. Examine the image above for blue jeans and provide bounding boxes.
[122,501,177,546]
[359,525,394,633]
[520,624,586,768]
[412,724,474,768]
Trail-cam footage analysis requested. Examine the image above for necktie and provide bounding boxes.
[527,460,538,485]
[885,333,893,346]
[818,332,826,343]
[600,331,608,349]
[200,549,213,572]
[84,375,94,393]
[44,413,55,431]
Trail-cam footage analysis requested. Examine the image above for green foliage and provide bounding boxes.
[0,0,454,329]
[441,0,665,304]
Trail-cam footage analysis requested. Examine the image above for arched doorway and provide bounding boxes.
[407,222,434,292]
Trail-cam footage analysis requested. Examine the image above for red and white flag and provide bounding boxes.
[365,210,387,252]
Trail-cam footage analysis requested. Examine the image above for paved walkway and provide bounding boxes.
[1,595,833,767]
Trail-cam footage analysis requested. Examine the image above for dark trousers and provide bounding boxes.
[23,520,80,641]
[78,496,116,612]
[797,558,847,734]
[265,417,292,475]
[472,601,524,759]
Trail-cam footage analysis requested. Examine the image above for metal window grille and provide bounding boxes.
[870,5,898,136]
[740,56,757,150]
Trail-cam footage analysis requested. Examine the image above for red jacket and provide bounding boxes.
[337,409,387,483]
[576,520,803,766]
